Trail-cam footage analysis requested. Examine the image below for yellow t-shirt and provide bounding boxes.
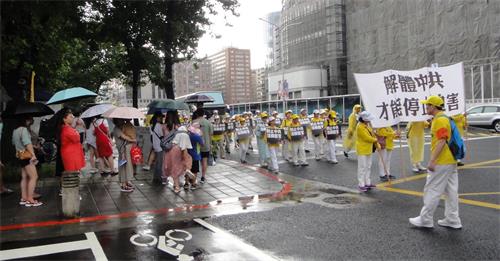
[376,127,395,150]
[287,122,303,140]
[431,112,457,165]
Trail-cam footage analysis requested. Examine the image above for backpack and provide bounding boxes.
[436,115,466,160]
[160,129,187,152]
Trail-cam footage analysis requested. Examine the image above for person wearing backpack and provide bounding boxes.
[409,95,462,229]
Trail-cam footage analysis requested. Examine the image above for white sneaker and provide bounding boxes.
[409,216,433,228]
[438,219,462,229]
[412,165,420,172]
[417,163,427,171]
[142,165,151,171]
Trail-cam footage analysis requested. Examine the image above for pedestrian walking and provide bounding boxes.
[406,121,429,172]
[289,114,308,166]
[211,115,226,160]
[375,126,399,181]
[236,117,251,163]
[192,109,212,184]
[355,111,379,192]
[343,104,362,158]
[324,111,341,164]
[113,119,137,192]
[256,112,270,168]
[299,108,311,153]
[310,110,325,160]
[409,95,462,229]
[12,116,42,207]
[223,114,234,154]
[185,123,203,190]
[265,117,282,174]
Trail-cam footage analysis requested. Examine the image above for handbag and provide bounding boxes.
[15,128,33,160]
[130,144,144,165]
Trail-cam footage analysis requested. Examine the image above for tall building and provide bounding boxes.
[345,0,500,99]
[208,48,254,104]
[172,59,212,97]
[269,0,347,97]
[264,11,281,69]
[254,68,268,101]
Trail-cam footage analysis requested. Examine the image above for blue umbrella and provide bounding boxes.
[46,87,97,105]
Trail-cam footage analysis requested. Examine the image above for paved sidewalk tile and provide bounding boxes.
[0,160,284,227]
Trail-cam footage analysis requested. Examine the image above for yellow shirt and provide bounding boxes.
[431,112,457,165]
[212,134,223,142]
[281,118,292,128]
[451,114,467,137]
[323,119,338,127]
[376,127,395,150]
[265,126,281,148]
[407,121,428,138]
[356,122,377,155]
[311,117,323,123]
[287,122,303,140]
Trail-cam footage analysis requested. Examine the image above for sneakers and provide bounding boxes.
[343,151,349,158]
[183,183,190,190]
[142,165,151,171]
[200,176,206,184]
[380,176,389,182]
[358,186,368,192]
[25,201,43,207]
[300,162,309,166]
[330,160,338,164]
[273,170,279,174]
[457,161,464,166]
[120,186,133,193]
[417,163,427,171]
[409,216,433,228]
[162,178,168,185]
[438,219,462,229]
[365,184,376,189]
[412,165,420,173]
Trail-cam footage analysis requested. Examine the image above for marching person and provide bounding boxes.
[343,104,362,158]
[299,108,311,153]
[407,120,429,172]
[289,114,308,166]
[272,111,282,127]
[256,112,270,168]
[236,117,251,163]
[409,95,462,229]
[211,115,226,161]
[452,112,467,166]
[376,125,399,181]
[310,110,325,160]
[320,109,330,159]
[324,111,341,164]
[281,110,293,161]
[245,112,255,151]
[265,117,281,174]
[356,111,379,192]
[223,113,233,154]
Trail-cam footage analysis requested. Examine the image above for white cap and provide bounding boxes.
[268,117,275,122]
[272,111,278,115]
[313,109,319,114]
[358,111,375,122]
[300,108,306,112]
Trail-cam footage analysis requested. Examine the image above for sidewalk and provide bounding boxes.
[0,160,286,228]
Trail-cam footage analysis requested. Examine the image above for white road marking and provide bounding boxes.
[85,232,108,261]
[194,218,279,261]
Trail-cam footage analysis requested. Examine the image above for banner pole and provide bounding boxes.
[377,149,391,185]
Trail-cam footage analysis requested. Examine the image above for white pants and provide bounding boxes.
[239,140,249,161]
[268,146,279,171]
[282,140,291,160]
[357,154,373,187]
[312,135,324,159]
[419,164,461,225]
[326,139,338,162]
[291,141,306,164]
[377,149,392,177]
[323,139,330,159]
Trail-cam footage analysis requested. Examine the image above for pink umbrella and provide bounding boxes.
[102,107,145,119]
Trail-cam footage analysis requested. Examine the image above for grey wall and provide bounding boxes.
[345,0,500,96]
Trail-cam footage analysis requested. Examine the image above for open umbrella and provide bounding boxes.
[147,99,189,111]
[2,101,54,118]
[184,94,214,104]
[80,104,115,118]
[102,107,145,119]
[46,87,97,105]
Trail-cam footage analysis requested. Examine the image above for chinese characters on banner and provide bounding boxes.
[353,62,465,128]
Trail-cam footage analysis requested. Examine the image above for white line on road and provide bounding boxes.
[194,218,279,261]
[86,232,108,261]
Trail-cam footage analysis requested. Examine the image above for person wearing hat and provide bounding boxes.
[223,113,234,154]
[410,95,462,229]
[406,120,430,172]
[265,117,281,174]
[272,111,282,126]
[211,115,226,161]
[235,117,251,163]
[355,111,379,192]
[281,110,294,161]
[288,114,308,166]
[343,104,362,158]
[324,111,341,164]
[299,108,311,153]
[310,110,325,160]
[375,125,399,181]
[256,112,270,168]
[320,109,330,158]
[245,112,255,152]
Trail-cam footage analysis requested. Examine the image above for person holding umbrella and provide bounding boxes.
[94,116,115,176]
[113,118,137,192]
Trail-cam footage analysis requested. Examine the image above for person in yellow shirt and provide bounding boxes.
[236,117,251,164]
[324,111,341,164]
[356,111,379,192]
[211,115,225,160]
[256,113,270,168]
[410,95,462,229]
[343,104,362,158]
[288,114,308,166]
[310,110,325,160]
[265,117,281,174]
[299,108,311,153]
[223,114,234,154]
[281,110,293,161]
[407,121,429,172]
[375,126,400,181]
[452,113,467,166]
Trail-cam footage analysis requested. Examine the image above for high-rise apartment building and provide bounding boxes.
[253,68,268,101]
[208,48,254,104]
[172,59,212,97]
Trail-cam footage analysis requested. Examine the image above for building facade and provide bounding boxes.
[253,68,268,101]
[208,48,254,104]
[172,59,212,97]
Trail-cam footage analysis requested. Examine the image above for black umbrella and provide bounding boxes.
[184,94,214,104]
[2,101,55,118]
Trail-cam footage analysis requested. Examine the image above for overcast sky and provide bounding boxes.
[196,0,282,69]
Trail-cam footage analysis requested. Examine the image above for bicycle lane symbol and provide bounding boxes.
[130,229,194,261]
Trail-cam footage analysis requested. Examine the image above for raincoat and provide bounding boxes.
[343,105,361,152]
[406,121,428,164]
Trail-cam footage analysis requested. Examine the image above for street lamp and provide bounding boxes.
[259,17,302,111]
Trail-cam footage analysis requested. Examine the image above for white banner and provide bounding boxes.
[354,62,465,128]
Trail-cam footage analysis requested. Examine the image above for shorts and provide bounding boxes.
[15,158,31,168]
[200,151,210,159]
[191,160,200,173]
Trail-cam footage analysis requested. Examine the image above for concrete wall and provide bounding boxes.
[345,0,500,96]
